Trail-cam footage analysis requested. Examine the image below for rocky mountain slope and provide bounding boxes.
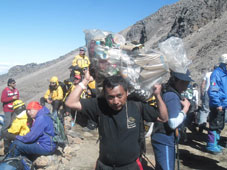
[121,0,227,81]
[1,0,227,109]
[0,49,78,112]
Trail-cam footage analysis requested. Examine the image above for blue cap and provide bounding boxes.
[172,70,193,82]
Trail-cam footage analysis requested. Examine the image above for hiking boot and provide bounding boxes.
[206,143,222,154]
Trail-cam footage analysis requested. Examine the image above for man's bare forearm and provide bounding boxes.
[65,79,89,111]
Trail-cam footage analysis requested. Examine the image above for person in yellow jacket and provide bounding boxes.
[72,47,90,69]
[2,100,31,153]
[8,100,30,136]
[40,76,63,117]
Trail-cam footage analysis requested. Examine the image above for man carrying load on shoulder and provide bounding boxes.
[151,70,192,170]
[66,70,168,170]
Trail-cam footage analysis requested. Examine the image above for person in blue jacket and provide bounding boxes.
[7,101,56,158]
[207,54,227,154]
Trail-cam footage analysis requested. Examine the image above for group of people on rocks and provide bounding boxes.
[0,47,97,166]
[0,81,56,169]
[1,46,227,170]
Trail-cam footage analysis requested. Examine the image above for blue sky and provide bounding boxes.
[0,0,178,74]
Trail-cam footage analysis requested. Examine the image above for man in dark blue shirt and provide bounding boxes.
[152,70,192,170]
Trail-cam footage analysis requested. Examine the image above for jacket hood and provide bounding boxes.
[35,106,50,119]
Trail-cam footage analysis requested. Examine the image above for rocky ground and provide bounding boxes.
[68,124,227,170]
[62,122,227,170]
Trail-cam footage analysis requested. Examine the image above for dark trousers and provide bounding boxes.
[95,159,143,170]
[209,107,225,131]
[1,112,13,154]
[40,97,62,112]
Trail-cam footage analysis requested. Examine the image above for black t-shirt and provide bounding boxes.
[80,97,159,166]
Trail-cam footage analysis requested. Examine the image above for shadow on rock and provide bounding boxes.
[179,149,227,170]
[179,131,208,152]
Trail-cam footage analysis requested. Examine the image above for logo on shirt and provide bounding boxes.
[127,117,136,129]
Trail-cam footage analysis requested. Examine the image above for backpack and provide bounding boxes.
[0,156,35,170]
[58,81,67,99]
[48,114,68,148]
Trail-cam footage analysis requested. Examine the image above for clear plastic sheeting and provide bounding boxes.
[84,29,191,101]
[158,37,191,74]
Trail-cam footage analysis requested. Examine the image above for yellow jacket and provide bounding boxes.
[44,85,63,101]
[72,55,90,68]
[8,110,30,136]
[70,85,87,99]
[88,80,96,89]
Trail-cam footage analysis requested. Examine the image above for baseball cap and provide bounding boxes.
[27,101,42,110]
[219,54,227,64]
[74,74,81,80]
[172,70,193,82]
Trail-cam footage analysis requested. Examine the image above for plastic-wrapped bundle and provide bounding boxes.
[158,37,191,74]
[129,51,168,100]
[84,29,191,101]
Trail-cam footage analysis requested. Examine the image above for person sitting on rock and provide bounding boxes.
[2,99,31,154]
[7,101,56,158]
[40,76,63,118]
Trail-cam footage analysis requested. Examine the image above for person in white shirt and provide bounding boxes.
[192,83,199,109]
[197,67,216,131]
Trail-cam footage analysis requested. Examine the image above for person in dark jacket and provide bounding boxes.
[7,101,56,158]
[206,54,227,154]
[66,70,168,170]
